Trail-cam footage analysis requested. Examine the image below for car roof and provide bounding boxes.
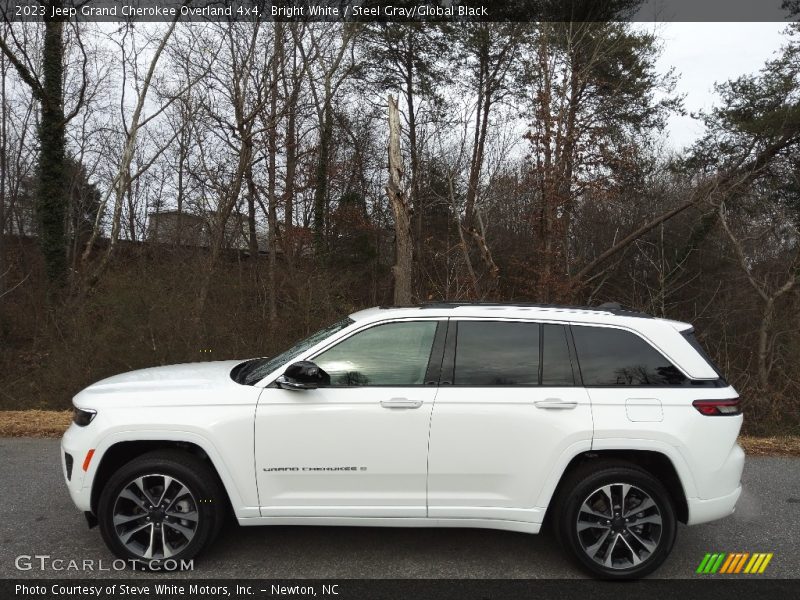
[349,303,690,330]
[346,303,718,379]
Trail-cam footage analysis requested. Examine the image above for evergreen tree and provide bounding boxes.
[0,3,72,285]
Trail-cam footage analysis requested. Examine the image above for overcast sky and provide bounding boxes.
[643,22,790,151]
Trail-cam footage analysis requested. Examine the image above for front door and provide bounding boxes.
[255,319,443,517]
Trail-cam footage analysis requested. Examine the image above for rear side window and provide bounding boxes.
[454,321,539,385]
[572,326,687,386]
[542,324,575,386]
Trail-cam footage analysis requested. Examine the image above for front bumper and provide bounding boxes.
[61,423,96,513]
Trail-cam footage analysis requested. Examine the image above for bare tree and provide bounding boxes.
[282,22,305,236]
[387,94,412,305]
[82,19,213,288]
[297,23,360,254]
[459,23,523,229]
[573,132,800,289]
[719,200,799,389]
[191,20,270,321]
[82,19,186,287]
[264,21,284,323]
[360,24,452,259]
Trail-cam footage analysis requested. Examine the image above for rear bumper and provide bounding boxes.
[687,484,741,525]
[685,440,744,525]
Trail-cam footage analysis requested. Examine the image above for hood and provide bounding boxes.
[73,360,249,408]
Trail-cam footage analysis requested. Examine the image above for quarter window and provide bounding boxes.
[454,321,540,386]
[681,329,726,382]
[313,321,437,386]
[572,326,687,386]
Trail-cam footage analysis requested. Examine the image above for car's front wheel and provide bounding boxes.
[554,461,677,579]
[97,450,225,569]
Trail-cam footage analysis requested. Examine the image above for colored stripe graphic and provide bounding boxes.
[696,552,773,574]
[696,553,712,574]
[719,553,736,573]
[710,553,726,573]
[758,553,773,573]
[745,554,757,573]
[750,554,766,573]
[703,553,718,573]
[697,553,727,573]
[704,553,720,573]
[734,553,749,573]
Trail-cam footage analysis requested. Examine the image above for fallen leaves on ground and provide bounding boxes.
[0,410,72,438]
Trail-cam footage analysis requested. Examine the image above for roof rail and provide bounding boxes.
[411,301,652,318]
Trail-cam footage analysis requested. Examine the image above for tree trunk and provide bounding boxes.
[245,152,258,257]
[283,52,298,233]
[404,44,421,260]
[38,14,68,286]
[387,95,413,305]
[757,298,773,389]
[0,44,7,299]
[175,118,188,245]
[313,97,332,255]
[266,21,283,324]
[555,57,581,285]
[125,182,137,241]
[465,50,487,229]
[533,27,556,301]
[195,194,240,321]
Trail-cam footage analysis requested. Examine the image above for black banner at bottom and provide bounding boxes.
[3,579,799,600]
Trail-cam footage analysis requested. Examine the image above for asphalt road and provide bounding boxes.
[0,438,797,579]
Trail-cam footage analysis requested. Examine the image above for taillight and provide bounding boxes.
[692,399,741,416]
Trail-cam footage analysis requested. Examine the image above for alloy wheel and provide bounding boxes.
[575,482,663,570]
[112,473,199,560]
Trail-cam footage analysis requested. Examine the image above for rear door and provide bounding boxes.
[427,319,593,522]
[571,324,688,435]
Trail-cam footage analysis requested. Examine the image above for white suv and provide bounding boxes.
[61,303,744,578]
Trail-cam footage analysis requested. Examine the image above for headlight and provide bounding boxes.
[73,408,96,426]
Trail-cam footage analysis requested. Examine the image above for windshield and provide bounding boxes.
[231,317,355,386]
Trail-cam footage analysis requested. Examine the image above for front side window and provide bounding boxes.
[572,326,687,386]
[454,321,540,386]
[232,317,354,385]
[313,321,438,386]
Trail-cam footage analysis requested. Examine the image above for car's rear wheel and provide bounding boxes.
[554,461,677,579]
[98,450,225,569]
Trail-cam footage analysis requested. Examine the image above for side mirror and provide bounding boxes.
[276,361,330,390]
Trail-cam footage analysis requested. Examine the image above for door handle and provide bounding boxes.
[535,398,578,410]
[380,398,423,409]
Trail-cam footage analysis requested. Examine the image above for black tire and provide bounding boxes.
[552,460,677,579]
[97,450,226,570]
